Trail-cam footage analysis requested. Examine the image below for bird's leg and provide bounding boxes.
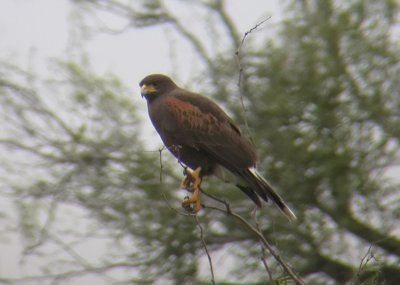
[180,167,193,190]
[181,167,202,213]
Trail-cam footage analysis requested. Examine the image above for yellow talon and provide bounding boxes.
[181,167,202,213]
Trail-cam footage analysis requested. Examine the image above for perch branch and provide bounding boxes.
[202,191,305,285]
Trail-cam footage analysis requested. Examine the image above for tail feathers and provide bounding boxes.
[240,168,297,221]
[236,185,262,207]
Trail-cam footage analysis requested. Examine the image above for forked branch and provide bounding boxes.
[202,191,305,285]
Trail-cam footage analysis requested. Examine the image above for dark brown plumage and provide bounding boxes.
[139,74,296,220]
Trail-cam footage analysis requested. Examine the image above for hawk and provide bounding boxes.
[140,74,296,221]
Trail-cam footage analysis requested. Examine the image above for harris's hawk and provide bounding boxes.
[140,74,296,221]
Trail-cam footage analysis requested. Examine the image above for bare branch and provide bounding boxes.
[195,216,216,285]
[351,245,377,285]
[202,190,306,285]
[253,208,274,283]
[158,146,166,182]
[235,17,270,141]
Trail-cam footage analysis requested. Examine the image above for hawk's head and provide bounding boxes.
[139,74,177,102]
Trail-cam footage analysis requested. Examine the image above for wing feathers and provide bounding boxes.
[164,94,256,169]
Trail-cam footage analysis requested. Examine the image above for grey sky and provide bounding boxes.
[0,0,281,284]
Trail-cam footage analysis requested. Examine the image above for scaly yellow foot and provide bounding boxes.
[181,167,202,213]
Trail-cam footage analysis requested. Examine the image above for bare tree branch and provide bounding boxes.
[235,17,270,140]
[202,191,306,285]
[253,208,274,283]
[195,215,216,285]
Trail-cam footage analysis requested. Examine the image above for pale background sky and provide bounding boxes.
[0,0,281,86]
[0,1,282,284]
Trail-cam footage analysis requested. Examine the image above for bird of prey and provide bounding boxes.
[140,74,296,221]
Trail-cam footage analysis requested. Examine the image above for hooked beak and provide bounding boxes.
[140,84,157,98]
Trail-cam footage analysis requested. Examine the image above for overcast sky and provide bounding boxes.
[0,0,281,87]
[0,1,282,284]
[0,0,283,144]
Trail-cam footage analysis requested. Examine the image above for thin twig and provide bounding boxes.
[195,216,216,285]
[352,245,376,285]
[161,171,215,283]
[252,208,274,283]
[202,191,306,285]
[239,17,271,49]
[235,17,271,141]
[158,146,165,182]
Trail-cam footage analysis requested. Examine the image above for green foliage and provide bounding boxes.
[0,0,399,284]
[0,59,201,284]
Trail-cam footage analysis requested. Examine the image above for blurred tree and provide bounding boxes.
[0,61,202,284]
[1,0,399,284]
